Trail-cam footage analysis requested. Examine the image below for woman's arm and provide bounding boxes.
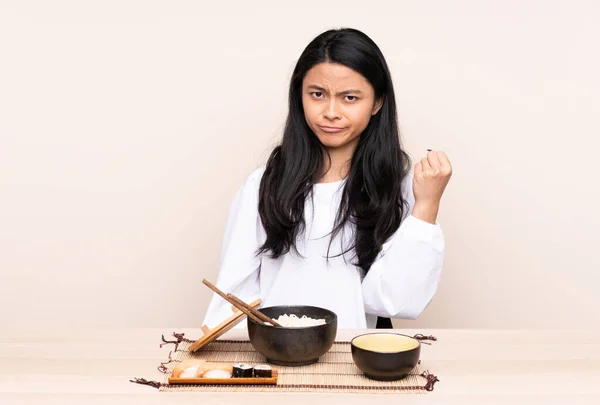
[362,151,451,319]
[361,213,445,319]
[202,168,265,328]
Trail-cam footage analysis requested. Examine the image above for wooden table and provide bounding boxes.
[1,328,599,404]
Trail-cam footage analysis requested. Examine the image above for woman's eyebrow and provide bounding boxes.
[306,85,363,96]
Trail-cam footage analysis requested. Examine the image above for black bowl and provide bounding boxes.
[247,305,338,366]
[351,333,421,381]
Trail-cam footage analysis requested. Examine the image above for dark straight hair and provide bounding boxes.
[257,28,411,273]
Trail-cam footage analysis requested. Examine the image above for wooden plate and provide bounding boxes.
[168,369,278,385]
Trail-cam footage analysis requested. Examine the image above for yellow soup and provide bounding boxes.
[352,334,419,353]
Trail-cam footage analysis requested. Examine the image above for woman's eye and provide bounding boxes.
[312,92,323,98]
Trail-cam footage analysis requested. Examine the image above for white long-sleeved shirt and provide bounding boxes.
[202,167,444,329]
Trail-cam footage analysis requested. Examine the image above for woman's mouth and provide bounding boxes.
[317,125,347,133]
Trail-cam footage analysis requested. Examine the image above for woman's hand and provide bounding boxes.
[412,150,452,224]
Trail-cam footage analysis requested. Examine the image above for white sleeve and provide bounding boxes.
[361,171,445,319]
[202,168,265,328]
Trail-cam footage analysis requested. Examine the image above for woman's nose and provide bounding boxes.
[323,99,342,120]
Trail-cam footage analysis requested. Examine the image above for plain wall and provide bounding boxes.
[1,0,599,329]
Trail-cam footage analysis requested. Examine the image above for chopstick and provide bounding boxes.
[202,279,281,326]
[227,293,281,327]
[202,279,263,324]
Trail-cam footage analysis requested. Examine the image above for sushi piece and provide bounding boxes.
[200,362,233,379]
[172,359,206,378]
[232,363,253,378]
[179,364,202,378]
[202,369,233,378]
[253,364,272,378]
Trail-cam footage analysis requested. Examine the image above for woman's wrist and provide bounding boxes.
[411,201,440,224]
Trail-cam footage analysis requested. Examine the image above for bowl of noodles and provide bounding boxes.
[247,305,338,366]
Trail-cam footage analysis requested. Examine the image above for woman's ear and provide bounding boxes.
[372,97,384,115]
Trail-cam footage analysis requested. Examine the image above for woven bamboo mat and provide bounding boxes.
[141,334,439,394]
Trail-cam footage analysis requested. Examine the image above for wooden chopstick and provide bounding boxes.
[227,293,281,327]
[202,279,263,324]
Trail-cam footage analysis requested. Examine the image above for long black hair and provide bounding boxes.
[258,28,411,273]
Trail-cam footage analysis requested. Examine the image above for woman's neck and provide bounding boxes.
[317,143,356,184]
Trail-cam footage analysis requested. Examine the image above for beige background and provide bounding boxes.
[1,1,599,330]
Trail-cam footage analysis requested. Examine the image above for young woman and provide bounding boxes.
[203,28,452,329]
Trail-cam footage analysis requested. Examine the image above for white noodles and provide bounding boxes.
[268,313,326,327]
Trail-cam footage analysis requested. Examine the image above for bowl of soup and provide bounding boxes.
[247,305,338,366]
[351,333,421,381]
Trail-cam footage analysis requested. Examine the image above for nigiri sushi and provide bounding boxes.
[199,362,233,378]
[171,359,206,378]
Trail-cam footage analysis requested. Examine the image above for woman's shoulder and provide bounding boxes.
[249,166,267,182]
[242,166,266,190]
[231,166,266,203]
[226,167,266,216]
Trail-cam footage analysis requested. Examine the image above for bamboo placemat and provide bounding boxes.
[131,333,440,394]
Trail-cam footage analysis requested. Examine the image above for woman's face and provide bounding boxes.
[302,62,382,153]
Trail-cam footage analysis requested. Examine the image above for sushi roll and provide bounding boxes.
[232,363,253,378]
[253,364,272,378]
